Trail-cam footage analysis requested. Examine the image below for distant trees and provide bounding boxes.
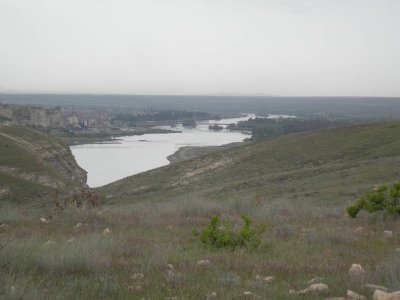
[115,110,216,123]
[229,117,354,140]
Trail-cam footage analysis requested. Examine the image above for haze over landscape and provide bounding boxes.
[1,0,399,96]
[2,1,400,300]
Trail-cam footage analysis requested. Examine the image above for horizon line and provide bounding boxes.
[1,91,399,99]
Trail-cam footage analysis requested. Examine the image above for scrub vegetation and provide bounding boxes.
[2,121,400,299]
[194,215,266,249]
[347,182,400,218]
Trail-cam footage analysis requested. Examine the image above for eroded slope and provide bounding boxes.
[0,123,86,204]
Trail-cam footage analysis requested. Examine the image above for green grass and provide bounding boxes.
[2,122,400,299]
[0,132,42,171]
[98,122,400,205]
[0,124,85,205]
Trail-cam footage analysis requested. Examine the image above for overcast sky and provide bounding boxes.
[0,0,399,96]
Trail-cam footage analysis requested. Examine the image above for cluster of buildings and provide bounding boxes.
[0,103,112,130]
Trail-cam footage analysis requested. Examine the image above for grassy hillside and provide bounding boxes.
[0,123,86,205]
[99,122,400,205]
[2,122,400,299]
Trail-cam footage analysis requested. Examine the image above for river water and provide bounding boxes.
[71,114,289,187]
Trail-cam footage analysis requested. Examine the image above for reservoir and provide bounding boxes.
[71,114,288,187]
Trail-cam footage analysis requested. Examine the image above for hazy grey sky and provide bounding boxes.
[0,0,399,96]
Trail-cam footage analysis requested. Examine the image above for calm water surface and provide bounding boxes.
[71,114,290,187]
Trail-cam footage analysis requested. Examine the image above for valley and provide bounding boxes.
[2,115,400,299]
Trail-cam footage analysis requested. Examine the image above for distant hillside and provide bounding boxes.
[0,123,86,205]
[98,122,400,205]
[2,94,400,120]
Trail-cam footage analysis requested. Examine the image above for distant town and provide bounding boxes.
[0,102,221,131]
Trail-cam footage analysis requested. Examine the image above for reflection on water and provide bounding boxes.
[70,114,292,187]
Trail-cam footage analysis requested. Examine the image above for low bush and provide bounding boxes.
[193,215,266,249]
[347,182,400,218]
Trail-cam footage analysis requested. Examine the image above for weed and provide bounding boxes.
[194,215,266,249]
[347,182,400,218]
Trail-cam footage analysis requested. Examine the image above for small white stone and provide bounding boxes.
[264,276,274,284]
[308,277,323,285]
[43,240,56,247]
[197,259,211,267]
[297,283,329,295]
[364,284,388,292]
[346,290,366,300]
[243,291,253,297]
[384,230,393,238]
[349,264,365,282]
[373,290,400,300]
[40,217,50,224]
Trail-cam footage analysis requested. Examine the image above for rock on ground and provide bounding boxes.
[384,230,393,238]
[364,284,388,292]
[102,227,111,234]
[308,277,324,285]
[256,275,274,284]
[373,290,400,300]
[346,290,366,300]
[167,264,175,271]
[74,222,83,228]
[197,259,211,267]
[297,283,329,295]
[40,217,50,224]
[243,291,260,299]
[43,240,56,247]
[349,264,365,282]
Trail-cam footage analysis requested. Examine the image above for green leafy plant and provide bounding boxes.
[347,183,400,218]
[194,215,266,249]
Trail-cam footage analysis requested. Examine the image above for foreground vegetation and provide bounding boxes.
[2,122,400,299]
[347,182,400,218]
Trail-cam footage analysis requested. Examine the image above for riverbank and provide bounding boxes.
[167,142,248,164]
[58,127,179,146]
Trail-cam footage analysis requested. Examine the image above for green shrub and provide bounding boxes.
[347,183,400,218]
[194,215,266,249]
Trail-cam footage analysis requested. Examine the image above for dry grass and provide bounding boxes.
[2,195,400,299]
[3,123,400,299]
